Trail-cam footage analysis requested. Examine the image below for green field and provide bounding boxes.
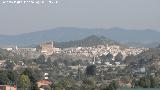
[118,88,160,90]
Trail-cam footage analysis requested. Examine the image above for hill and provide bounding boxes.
[0,27,160,47]
[54,35,120,48]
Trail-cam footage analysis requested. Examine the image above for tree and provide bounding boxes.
[54,79,79,90]
[115,52,123,62]
[0,54,4,60]
[120,76,131,84]
[104,80,118,90]
[54,81,64,90]
[55,87,62,90]
[22,68,39,90]
[18,74,31,90]
[106,53,113,60]
[35,55,45,64]
[81,78,96,90]
[54,79,71,90]
[86,65,96,76]
[82,79,94,86]
[7,70,17,85]
[66,84,79,90]
[22,68,36,82]
[4,60,15,70]
[139,76,151,88]
[150,76,158,88]
[99,54,108,63]
[0,70,17,85]
[131,79,140,88]
[0,71,9,85]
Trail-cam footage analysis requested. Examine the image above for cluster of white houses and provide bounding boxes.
[2,42,148,60]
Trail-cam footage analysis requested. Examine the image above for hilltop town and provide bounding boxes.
[0,38,154,90]
[1,36,160,90]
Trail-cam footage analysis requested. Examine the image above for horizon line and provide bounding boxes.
[0,26,159,36]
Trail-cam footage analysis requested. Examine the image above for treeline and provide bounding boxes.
[132,75,160,88]
[0,67,119,90]
[0,69,40,90]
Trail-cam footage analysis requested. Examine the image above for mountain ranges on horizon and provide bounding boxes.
[0,27,160,48]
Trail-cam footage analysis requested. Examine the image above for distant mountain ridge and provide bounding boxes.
[0,27,160,47]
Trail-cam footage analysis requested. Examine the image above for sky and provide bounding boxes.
[0,0,160,35]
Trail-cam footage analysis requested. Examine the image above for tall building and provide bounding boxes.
[40,42,54,55]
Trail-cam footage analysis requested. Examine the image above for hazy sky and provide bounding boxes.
[0,0,160,35]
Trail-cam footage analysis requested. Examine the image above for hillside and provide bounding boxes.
[125,48,160,72]
[125,48,160,63]
[54,35,120,48]
[0,48,23,62]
